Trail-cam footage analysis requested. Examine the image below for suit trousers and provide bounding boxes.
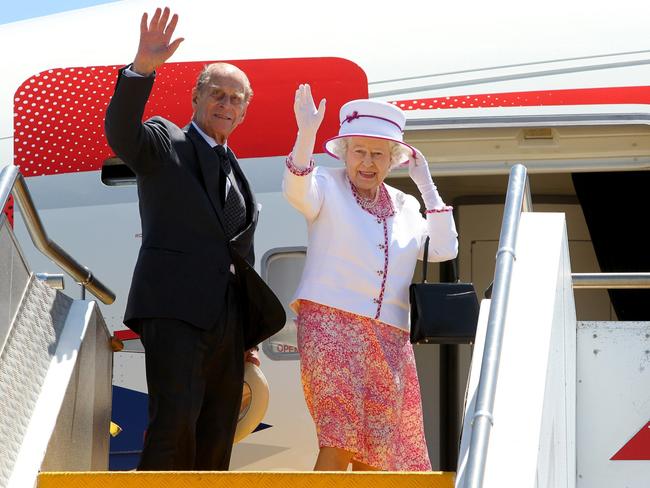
[137,279,245,470]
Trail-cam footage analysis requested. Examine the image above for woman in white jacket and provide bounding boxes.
[283,85,458,471]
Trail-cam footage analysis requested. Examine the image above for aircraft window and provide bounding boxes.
[101,157,136,186]
[260,247,306,361]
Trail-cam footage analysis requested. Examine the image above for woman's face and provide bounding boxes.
[344,137,392,196]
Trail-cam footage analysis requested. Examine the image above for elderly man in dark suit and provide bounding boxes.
[104,7,284,471]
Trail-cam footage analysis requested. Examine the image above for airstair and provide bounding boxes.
[3,160,650,487]
[455,165,650,487]
[0,165,114,488]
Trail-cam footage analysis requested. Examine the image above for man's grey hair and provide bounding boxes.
[195,62,253,102]
[329,138,408,169]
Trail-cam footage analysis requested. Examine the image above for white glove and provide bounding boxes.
[291,84,326,167]
[409,148,445,210]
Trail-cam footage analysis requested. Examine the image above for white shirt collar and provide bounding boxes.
[191,121,227,150]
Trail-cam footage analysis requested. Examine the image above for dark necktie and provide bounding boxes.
[214,145,246,239]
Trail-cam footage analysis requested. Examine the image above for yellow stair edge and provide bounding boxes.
[39,471,455,488]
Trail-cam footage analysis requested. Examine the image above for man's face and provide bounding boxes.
[192,68,249,144]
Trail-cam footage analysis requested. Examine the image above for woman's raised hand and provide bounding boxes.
[408,147,433,188]
[294,84,326,138]
[409,147,446,209]
[132,7,184,76]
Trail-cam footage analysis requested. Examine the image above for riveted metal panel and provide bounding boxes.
[40,308,112,473]
[577,321,650,487]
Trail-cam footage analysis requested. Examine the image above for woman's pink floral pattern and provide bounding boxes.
[297,299,432,471]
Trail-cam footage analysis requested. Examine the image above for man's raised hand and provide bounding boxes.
[132,7,184,76]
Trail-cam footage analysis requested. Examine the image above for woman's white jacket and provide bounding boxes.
[283,165,458,332]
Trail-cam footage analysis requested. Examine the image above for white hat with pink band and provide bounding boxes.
[324,99,415,166]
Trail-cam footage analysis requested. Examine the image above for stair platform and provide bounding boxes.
[38,471,455,488]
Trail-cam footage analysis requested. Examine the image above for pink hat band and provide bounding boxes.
[341,111,404,133]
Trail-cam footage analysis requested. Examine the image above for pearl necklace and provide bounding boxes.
[349,179,395,219]
[355,186,380,209]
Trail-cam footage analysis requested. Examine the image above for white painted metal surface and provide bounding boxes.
[457,299,491,485]
[458,213,577,487]
[41,301,113,474]
[577,322,650,487]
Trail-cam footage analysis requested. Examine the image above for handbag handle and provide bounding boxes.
[421,236,460,284]
[422,236,430,283]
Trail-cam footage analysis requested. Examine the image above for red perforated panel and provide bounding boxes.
[13,57,368,177]
[391,86,650,110]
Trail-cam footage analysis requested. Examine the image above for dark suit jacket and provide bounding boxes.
[105,68,284,350]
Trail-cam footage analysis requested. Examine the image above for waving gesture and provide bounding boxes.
[132,7,184,76]
[294,84,326,138]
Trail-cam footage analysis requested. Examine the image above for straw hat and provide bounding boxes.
[234,361,270,443]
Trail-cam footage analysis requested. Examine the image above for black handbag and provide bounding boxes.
[409,237,479,344]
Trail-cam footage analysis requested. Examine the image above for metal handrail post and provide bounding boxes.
[0,165,115,304]
[463,164,530,488]
[0,165,19,211]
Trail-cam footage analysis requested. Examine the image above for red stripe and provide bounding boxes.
[114,329,140,341]
[391,86,650,111]
[2,194,13,227]
[611,420,650,460]
[15,56,650,179]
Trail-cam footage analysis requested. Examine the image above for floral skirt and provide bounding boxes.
[296,300,431,471]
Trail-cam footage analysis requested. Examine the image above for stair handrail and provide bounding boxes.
[572,272,650,288]
[0,165,115,304]
[462,163,532,488]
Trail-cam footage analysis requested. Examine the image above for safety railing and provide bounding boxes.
[572,273,650,289]
[0,165,115,304]
[462,163,532,488]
